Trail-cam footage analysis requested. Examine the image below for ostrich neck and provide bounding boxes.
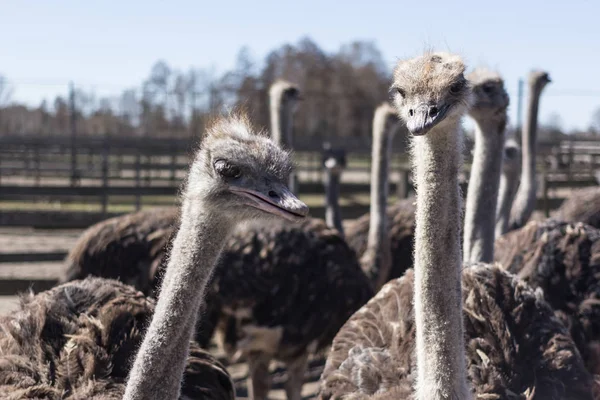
[324,170,344,236]
[361,116,392,291]
[495,167,519,237]
[270,100,296,193]
[510,86,541,230]
[124,198,231,400]
[463,119,504,263]
[411,123,470,400]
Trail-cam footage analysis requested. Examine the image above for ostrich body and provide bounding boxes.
[494,219,600,378]
[495,138,522,237]
[319,53,592,400]
[212,103,397,400]
[463,68,509,263]
[553,186,600,229]
[509,71,551,230]
[124,114,308,400]
[61,208,222,348]
[0,277,233,400]
[61,207,177,295]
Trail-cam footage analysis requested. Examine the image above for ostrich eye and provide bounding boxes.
[482,84,494,94]
[394,87,406,98]
[450,81,464,94]
[214,160,241,179]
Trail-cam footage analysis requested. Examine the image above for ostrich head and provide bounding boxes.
[391,52,471,136]
[467,68,509,125]
[322,142,347,176]
[529,70,552,94]
[502,138,522,175]
[270,80,301,111]
[186,114,308,223]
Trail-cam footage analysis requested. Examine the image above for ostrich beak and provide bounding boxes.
[406,103,448,136]
[230,184,309,222]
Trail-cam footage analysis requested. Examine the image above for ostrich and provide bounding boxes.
[211,102,397,400]
[463,68,509,263]
[344,107,416,284]
[60,80,303,349]
[124,113,309,400]
[318,52,592,400]
[509,70,552,230]
[0,277,234,399]
[495,138,522,237]
[270,80,301,193]
[61,207,178,295]
[62,80,300,290]
[321,142,347,236]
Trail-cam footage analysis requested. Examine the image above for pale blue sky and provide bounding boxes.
[1,0,599,131]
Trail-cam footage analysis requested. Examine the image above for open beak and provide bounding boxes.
[230,184,309,222]
[406,103,447,136]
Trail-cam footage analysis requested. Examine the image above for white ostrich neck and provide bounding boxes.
[495,168,519,238]
[510,86,541,229]
[463,119,504,263]
[362,115,392,291]
[124,197,231,400]
[522,87,541,182]
[324,170,344,236]
[411,122,470,400]
[270,100,296,192]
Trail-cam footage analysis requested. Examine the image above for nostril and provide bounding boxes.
[409,109,414,116]
[268,190,279,199]
[430,106,438,116]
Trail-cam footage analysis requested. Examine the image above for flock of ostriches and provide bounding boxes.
[2,52,600,400]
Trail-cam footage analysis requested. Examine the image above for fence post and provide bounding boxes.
[69,82,79,187]
[101,134,109,215]
[34,140,40,186]
[170,143,177,183]
[135,151,142,211]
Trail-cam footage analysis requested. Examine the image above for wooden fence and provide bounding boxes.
[1,134,599,222]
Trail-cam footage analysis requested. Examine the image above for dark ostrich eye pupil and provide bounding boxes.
[482,84,493,94]
[450,82,463,94]
[395,87,406,98]
[214,160,241,179]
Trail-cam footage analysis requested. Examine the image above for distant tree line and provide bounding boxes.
[0,38,391,140]
[0,37,598,140]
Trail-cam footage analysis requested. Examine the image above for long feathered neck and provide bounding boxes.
[362,109,393,291]
[124,189,231,400]
[411,120,471,400]
[510,84,543,230]
[270,93,296,193]
[463,118,504,263]
[495,156,520,238]
[324,170,344,237]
